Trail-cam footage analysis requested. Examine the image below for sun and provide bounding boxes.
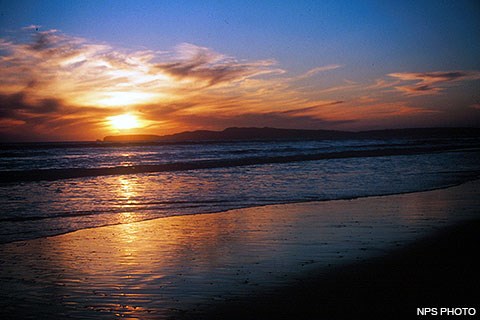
[108,114,141,130]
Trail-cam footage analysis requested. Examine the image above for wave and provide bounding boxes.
[0,203,225,223]
[2,177,479,244]
[1,144,478,183]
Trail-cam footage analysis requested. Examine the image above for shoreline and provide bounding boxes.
[39,176,480,238]
[1,179,479,319]
[2,177,479,245]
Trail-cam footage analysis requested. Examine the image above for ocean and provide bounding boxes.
[1,136,479,244]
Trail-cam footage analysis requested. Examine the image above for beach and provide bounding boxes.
[185,219,480,320]
[1,179,479,319]
[2,1,480,319]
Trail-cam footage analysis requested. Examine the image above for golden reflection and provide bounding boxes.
[48,200,300,276]
[118,177,136,202]
[116,176,140,225]
[22,173,306,317]
[2,206,291,317]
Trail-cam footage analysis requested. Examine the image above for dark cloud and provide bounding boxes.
[398,84,440,94]
[281,101,345,115]
[158,62,255,85]
[411,85,431,91]
[388,70,480,95]
[0,92,61,119]
[156,44,278,86]
[418,71,467,80]
[35,98,62,114]
[30,32,54,51]
[28,30,83,60]
[0,91,119,141]
[0,92,28,118]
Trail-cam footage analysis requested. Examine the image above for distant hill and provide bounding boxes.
[160,127,354,141]
[103,127,352,142]
[103,134,162,142]
[103,127,480,143]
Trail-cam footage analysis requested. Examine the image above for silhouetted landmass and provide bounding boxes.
[103,134,162,142]
[103,127,480,142]
[159,127,352,141]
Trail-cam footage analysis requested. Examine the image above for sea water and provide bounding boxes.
[1,137,479,243]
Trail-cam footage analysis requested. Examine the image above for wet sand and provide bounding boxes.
[1,180,479,319]
[180,220,480,320]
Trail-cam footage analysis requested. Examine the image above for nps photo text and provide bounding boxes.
[417,308,477,316]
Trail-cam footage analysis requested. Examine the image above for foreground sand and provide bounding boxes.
[181,219,480,320]
[1,180,479,319]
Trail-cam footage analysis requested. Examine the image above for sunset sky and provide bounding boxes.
[1,0,479,141]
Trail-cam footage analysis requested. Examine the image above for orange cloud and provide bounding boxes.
[2,29,298,139]
[388,71,480,96]
[292,64,343,81]
[1,28,477,141]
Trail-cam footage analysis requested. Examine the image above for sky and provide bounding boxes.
[0,0,479,141]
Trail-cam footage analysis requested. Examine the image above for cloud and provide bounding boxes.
[0,91,119,140]
[4,27,475,140]
[0,29,285,104]
[2,28,343,140]
[293,64,343,81]
[280,101,345,115]
[21,25,42,31]
[388,71,480,95]
[155,43,284,86]
[0,92,60,118]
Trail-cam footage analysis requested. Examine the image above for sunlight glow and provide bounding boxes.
[95,92,158,107]
[108,114,142,130]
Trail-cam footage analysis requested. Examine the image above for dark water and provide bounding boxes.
[1,137,479,243]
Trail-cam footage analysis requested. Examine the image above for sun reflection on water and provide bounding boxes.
[118,176,136,202]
